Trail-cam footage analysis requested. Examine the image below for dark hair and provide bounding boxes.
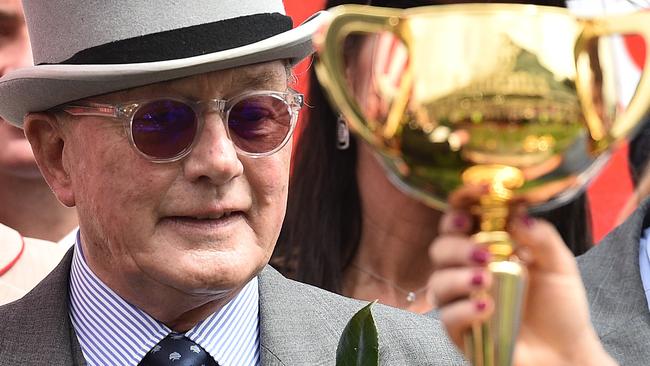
[273,0,592,293]
[535,193,592,255]
[624,0,650,189]
[272,72,361,292]
[629,116,650,186]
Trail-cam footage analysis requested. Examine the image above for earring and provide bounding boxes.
[336,114,350,150]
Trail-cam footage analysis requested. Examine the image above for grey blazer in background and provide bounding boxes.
[0,250,466,365]
[578,197,650,366]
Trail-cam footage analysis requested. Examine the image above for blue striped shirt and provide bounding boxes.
[68,233,260,366]
[639,227,650,312]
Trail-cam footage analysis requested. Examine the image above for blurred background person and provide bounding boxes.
[273,0,592,314]
[617,117,650,223]
[0,0,77,304]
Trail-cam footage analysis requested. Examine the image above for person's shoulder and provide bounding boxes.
[0,250,79,364]
[370,302,466,364]
[0,276,57,361]
[576,197,647,327]
[261,264,411,321]
[0,225,70,304]
[0,287,35,334]
[0,249,70,325]
[579,197,650,267]
[260,266,466,364]
[576,200,650,366]
[0,223,23,265]
[0,250,74,361]
[0,247,72,322]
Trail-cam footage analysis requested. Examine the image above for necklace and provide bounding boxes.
[350,263,429,303]
[0,234,25,276]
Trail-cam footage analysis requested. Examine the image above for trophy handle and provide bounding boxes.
[314,5,407,151]
[575,12,650,153]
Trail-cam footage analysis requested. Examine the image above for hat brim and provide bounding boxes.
[0,11,329,127]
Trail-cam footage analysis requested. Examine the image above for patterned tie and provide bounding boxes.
[139,333,218,366]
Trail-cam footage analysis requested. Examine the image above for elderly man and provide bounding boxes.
[0,1,463,365]
[0,0,77,305]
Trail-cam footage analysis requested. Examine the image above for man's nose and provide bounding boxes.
[182,111,244,185]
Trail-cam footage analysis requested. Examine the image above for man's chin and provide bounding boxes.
[157,273,244,303]
[146,256,241,284]
[135,241,265,295]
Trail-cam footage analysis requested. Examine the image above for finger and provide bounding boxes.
[439,297,494,349]
[508,214,577,275]
[429,267,493,306]
[448,184,489,210]
[430,237,491,269]
[438,209,474,235]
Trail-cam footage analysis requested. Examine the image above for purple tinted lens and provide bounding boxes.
[228,95,291,154]
[131,100,197,159]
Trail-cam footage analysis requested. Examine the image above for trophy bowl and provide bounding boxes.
[313,4,650,366]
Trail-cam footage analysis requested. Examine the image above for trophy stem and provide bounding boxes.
[466,231,527,366]
[462,165,528,366]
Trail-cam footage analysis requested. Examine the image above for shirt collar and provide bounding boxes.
[57,227,79,249]
[638,227,650,312]
[68,232,260,366]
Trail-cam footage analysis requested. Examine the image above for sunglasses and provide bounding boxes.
[59,90,304,162]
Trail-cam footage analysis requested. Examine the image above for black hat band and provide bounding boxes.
[47,13,293,65]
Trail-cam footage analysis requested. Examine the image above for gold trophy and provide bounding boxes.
[313,4,650,366]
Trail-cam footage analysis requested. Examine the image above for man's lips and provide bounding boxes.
[172,211,237,220]
[161,211,246,229]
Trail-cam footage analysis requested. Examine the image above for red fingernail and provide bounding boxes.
[471,248,490,265]
[453,214,467,229]
[471,272,483,286]
[476,300,487,311]
[522,215,535,228]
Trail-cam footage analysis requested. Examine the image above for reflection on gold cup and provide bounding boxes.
[314,4,650,366]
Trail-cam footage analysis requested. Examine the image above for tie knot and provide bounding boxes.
[139,333,218,366]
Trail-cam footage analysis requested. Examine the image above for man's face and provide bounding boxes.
[0,0,36,178]
[61,61,291,297]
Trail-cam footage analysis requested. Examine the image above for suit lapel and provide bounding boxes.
[0,248,86,365]
[257,266,350,365]
[578,198,650,361]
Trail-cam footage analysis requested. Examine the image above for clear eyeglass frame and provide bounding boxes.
[57,89,304,163]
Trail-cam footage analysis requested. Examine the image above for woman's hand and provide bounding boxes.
[428,203,616,366]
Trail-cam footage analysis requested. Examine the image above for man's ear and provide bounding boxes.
[23,112,75,207]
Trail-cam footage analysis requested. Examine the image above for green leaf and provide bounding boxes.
[336,300,379,366]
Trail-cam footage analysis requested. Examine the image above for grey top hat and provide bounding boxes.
[0,0,328,127]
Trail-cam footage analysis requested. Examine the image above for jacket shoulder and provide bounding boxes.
[259,266,466,365]
[0,250,79,365]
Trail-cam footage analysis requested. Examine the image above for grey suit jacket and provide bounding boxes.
[578,197,650,365]
[0,249,465,365]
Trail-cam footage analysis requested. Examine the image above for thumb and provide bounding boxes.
[508,214,577,276]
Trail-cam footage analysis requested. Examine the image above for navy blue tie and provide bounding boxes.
[139,333,218,366]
